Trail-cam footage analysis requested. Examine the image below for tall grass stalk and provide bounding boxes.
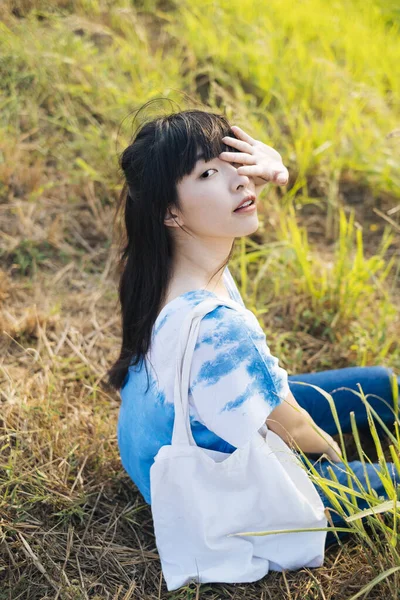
[278,204,395,323]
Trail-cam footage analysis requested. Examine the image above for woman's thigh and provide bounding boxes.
[288,366,397,437]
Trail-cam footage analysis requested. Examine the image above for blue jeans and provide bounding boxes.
[288,366,399,549]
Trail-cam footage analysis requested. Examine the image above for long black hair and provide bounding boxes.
[107,103,241,392]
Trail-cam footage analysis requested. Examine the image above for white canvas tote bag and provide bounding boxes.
[150,297,327,591]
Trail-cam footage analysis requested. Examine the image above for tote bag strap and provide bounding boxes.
[172,296,245,447]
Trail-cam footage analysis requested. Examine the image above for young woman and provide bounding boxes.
[108,108,399,564]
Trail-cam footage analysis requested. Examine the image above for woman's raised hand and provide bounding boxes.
[219,125,289,187]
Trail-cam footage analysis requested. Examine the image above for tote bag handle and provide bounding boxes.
[171,296,245,447]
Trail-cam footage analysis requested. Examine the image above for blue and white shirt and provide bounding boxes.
[117,267,290,504]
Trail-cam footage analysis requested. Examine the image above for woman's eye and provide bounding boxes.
[200,169,217,179]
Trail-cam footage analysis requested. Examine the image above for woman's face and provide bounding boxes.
[168,147,259,239]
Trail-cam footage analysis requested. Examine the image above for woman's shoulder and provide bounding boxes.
[153,289,237,335]
[150,291,254,366]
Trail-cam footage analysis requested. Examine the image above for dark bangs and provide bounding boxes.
[155,110,239,187]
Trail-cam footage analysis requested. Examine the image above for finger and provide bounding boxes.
[219,151,256,165]
[275,169,289,185]
[238,163,289,185]
[270,164,289,184]
[220,136,253,154]
[230,125,256,145]
[236,165,266,177]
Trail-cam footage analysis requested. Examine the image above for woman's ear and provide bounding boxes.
[164,208,181,228]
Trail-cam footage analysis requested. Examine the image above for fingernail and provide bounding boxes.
[276,173,288,184]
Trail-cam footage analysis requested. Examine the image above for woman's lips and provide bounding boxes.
[233,201,256,214]
[234,194,256,212]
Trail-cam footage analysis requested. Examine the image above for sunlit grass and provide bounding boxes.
[166,0,400,197]
[1,0,399,202]
[232,203,399,372]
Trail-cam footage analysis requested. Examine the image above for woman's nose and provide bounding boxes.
[236,174,250,188]
[227,161,250,189]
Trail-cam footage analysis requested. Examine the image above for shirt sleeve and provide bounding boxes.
[188,305,290,448]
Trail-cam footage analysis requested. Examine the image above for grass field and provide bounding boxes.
[1,0,400,597]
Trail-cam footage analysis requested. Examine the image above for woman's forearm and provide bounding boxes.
[266,391,339,458]
[286,416,334,455]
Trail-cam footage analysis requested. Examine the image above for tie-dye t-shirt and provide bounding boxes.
[117,267,290,504]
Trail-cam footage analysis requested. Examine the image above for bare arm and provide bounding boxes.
[266,389,343,462]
